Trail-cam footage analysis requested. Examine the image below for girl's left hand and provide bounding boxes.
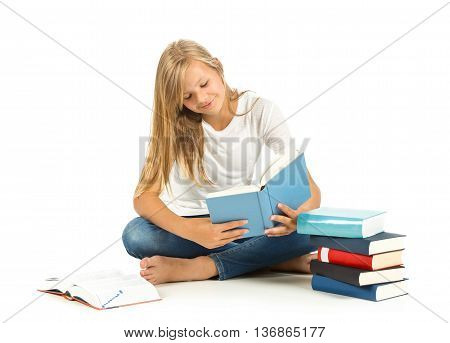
[265,203,306,237]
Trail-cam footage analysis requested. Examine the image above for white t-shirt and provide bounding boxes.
[159,90,294,216]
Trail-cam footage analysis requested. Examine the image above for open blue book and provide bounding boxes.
[206,143,311,237]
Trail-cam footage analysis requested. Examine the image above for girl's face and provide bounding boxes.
[182,60,225,116]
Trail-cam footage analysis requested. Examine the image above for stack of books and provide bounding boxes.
[297,208,407,301]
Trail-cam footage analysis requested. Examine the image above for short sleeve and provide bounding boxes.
[262,101,292,155]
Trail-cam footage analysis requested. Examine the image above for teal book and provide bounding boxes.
[297,207,386,238]
[206,145,311,238]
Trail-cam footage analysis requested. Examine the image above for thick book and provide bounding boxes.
[297,207,386,238]
[37,269,161,310]
[310,259,406,286]
[206,143,311,237]
[310,232,406,255]
[318,247,403,270]
[311,274,408,301]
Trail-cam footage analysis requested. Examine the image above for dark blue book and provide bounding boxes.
[311,274,408,301]
[310,232,406,255]
[206,145,310,237]
[310,259,406,286]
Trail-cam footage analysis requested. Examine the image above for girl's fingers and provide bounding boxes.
[219,231,245,242]
[221,228,248,239]
[267,232,290,237]
[265,226,293,236]
[270,214,290,225]
[218,234,245,246]
[220,220,248,232]
[277,203,298,218]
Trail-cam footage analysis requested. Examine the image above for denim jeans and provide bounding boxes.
[121,214,317,280]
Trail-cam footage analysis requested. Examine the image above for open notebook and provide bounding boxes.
[206,139,311,237]
[37,269,161,310]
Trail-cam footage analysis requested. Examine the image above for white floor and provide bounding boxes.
[1,241,448,343]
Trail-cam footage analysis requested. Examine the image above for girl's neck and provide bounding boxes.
[203,98,238,131]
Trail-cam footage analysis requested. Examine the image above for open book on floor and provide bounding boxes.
[37,269,161,310]
[206,141,311,237]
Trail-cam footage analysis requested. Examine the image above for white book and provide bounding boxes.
[37,268,161,310]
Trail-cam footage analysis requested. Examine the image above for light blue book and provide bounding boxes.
[297,207,386,238]
[206,145,311,237]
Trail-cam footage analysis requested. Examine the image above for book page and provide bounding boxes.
[38,268,126,293]
[68,269,126,288]
[74,273,139,291]
[76,274,160,308]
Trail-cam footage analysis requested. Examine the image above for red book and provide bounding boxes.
[318,247,403,270]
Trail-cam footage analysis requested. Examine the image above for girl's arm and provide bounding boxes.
[298,168,321,211]
[133,190,188,237]
[133,184,248,249]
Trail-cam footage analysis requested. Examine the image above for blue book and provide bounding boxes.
[311,274,408,301]
[206,145,311,237]
[310,232,406,255]
[297,207,386,238]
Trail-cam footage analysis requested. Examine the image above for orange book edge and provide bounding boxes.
[37,289,162,310]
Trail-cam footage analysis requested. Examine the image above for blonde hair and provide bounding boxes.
[134,39,259,199]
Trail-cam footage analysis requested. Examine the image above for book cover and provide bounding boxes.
[310,259,406,286]
[297,207,386,238]
[318,247,403,270]
[206,145,311,237]
[311,274,408,301]
[309,232,406,255]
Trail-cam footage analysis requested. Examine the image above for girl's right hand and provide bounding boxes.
[181,217,249,249]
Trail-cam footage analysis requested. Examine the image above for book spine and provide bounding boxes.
[258,187,276,229]
[319,247,374,270]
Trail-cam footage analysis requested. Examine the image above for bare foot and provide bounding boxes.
[139,255,218,285]
[270,252,318,274]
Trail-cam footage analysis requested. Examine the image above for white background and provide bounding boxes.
[1,0,449,341]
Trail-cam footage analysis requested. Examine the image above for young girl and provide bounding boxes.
[122,39,321,285]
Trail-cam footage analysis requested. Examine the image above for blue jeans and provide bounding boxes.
[121,214,317,280]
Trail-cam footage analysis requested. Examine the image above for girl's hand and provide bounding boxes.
[266,169,322,237]
[181,217,249,249]
[265,203,306,237]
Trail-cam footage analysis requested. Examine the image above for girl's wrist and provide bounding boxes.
[175,217,192,238]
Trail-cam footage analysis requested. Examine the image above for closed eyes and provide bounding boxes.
[184,81,208,100]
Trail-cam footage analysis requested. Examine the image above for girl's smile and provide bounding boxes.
[201,96,215,110]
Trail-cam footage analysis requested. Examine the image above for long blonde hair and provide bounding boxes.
[134,39,259,199]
